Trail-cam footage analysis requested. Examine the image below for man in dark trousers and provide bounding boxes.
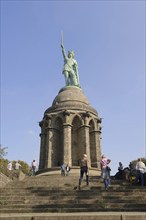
[78,154,89,190]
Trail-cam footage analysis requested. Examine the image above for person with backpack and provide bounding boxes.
[100,155,111,190]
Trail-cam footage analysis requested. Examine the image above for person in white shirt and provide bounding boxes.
[15,161,21,170]
[31,159,38,176]
[7,161,12,171]
[134,158,145,186]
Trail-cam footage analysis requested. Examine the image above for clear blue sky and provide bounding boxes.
[1,0,145,174]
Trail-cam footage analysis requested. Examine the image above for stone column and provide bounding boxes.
[96,119,102,168]
[83,125,91,167]
[63,110,72,166]
[39,120,47,170]
[81,112,91,167]
[44,115,53,168]
[45,128,53,168]
[39,133,46,170]
[91,130,101,168]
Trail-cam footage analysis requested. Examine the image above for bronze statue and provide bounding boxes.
[61,32,80,87]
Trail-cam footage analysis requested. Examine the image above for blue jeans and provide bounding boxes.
[104,178,110,189]
[135,170,144,186]
[102,167,110,189]
[32,166,36,176]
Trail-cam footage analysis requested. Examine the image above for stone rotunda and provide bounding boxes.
[38,86,102,174]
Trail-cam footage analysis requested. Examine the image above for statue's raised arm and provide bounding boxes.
[61,32,80,87]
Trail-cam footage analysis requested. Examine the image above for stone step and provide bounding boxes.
[0,203,146,213]
[1,174,146,215]
[3,176,126,186]
[1,197,146,206]
[1,212,146,220]
[1,187,146,194]
[1,191,146,199]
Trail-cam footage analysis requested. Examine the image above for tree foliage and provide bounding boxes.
[0,159,31,176]
[0,158,9,176]
[0,145,8,159]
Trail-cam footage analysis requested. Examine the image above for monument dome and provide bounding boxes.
[45,86,98,116]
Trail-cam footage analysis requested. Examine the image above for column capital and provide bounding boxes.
[90,130,101,134]
[63,123,73,128]
[80,125,90,129]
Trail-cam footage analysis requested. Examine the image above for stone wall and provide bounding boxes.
[0,172,11,187]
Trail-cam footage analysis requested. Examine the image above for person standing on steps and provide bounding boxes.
[100,155,111,190]
[61,163,66,176]
[65,164,71,176]
[116,162,124,179]
[78,154,89,190]
[31,159,38,176]
[7,161,13,171]
[134,158,146,186]
[14,161,22,170]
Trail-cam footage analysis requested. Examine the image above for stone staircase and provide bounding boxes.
[0,173,146,219]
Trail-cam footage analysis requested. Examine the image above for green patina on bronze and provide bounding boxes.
[61,32,80,87]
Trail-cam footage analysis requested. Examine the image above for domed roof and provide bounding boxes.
[45,86,98,116]
[53,87,89,105]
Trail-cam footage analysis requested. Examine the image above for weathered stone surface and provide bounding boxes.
[0,174,146,219]
[122,215,146,220]
[0,173,11,188]
[39,87,102,174]
[1,213,146,220]
[45,87,98,115]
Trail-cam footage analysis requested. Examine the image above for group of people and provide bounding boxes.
[115,159,146,186]
[7,155,146,188]
[78,154,146,190]
[7,161,22,171]
[78,154,111,191]
[7,159,38,176]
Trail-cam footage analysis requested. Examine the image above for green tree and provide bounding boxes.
[0,158,31,176]
[0,158,9,176]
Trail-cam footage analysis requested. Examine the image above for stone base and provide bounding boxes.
[36,166,101,176]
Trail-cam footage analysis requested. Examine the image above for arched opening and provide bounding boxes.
[52,117,63,166]
[89,119,97,167]
[72,115,82,166]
